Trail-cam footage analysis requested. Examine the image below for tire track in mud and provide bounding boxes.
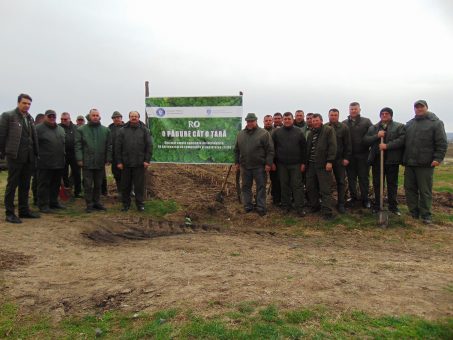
[82,216,279,244]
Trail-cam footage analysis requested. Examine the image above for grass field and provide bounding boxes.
[1,159,452,339]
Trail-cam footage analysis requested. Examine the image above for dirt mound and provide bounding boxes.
[0,249,33,270]
[82,217,225,243]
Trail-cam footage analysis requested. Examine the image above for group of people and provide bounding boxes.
[234,101,448,223]
[0,94,152,224]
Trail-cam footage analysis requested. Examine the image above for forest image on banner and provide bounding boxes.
[146,96,243,163]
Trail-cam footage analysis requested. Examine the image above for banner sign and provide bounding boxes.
[146,96,243,164]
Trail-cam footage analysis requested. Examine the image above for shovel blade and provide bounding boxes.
[378,211,389,227]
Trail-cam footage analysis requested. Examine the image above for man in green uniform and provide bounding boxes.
[0,94,40,223]
[263,114,279,205]
[272,112,307,216]
[306,114,337,219]
[116,111,152,212]
[263,115,274,133]
[109,111,125,196]
[294,110,306,128]
[326,108,352,213]
[364,107,405,215]
[75,109,112,212]
[234,113,274,216]
[403,100,447,224]
[36,110,66,213]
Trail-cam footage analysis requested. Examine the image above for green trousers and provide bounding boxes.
[306,162,334,215]
[404,166,434,219]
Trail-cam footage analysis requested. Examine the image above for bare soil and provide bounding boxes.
[0,164,452,322]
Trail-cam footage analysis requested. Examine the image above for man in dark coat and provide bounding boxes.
[75,109,112,212]
[343,102,373,208]
[364,107,405,215]
[108,111,124,196]
[403,100,447,224]
[306,114,337,219]
[116,111,151,211]
[326,108,352,213]
[0,94,40,223]
[263,114,279,205]
[59,112,82,198]
[234,113,274,216]
[36,110,66,213]
[272,112,307,216]
[31,113,45,205]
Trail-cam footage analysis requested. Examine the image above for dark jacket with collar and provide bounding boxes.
[306,124,337,168]
[325,121,352,161]
[234,126,274,169]
[109,122,125,163]
[75,121,112,169]
[402,112,447,167]
[271,125,307,165]
[364,120,405,165]
[59,122,78,156]
[0,108,39,162]
[342,115,372,159]
[115,121,152,167]
[36,122,66,169]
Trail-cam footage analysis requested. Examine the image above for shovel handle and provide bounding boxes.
[380,136,384,211]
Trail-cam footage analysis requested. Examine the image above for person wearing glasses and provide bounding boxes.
[36,110,66,213]
[59,112,82,198]
[0,94,41,223]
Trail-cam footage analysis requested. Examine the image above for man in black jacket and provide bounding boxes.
[37,110,66,213]
[306,114,337,219]
[364,107,405,215]
[343,102,372,208]
[116,111,152,211]
[0,94,40,223]
[59,112,82,197]
[326,109,352,213]
[272,112,307,216]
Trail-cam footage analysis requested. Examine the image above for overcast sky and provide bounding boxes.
[1,0,452,130]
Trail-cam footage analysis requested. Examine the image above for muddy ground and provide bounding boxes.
[0,164,452,322]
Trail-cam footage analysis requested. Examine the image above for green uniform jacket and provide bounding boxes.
[115,121,152,167]
[36,122,66,169]
[363,120,405,165]
[234,127,274,169]
[342,115,372,159]
[272,125,307,165]
[75,122,112,169]
[325,122,352,161]
[0,108,39,161]
[306,125,337,168]
[402,112,447,167]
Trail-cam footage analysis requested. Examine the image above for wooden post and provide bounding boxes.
[144,81,150,200]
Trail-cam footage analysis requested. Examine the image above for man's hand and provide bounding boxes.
[117,163,124,170]
[77,161,83,167]
[431,161,440,167]
[300,164,306,173]
[377,130,386,138]
[144,162,150,168]
[271,163,277,171]
[105,162,111,166]
[326,162,333,172]
[379,143,387,151]
[342,159,349,166]
[265,164,271,173]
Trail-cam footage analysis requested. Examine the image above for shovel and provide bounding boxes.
[215,164,233,203]
[378,136,389,227]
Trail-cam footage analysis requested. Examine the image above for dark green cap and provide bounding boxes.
[111,111,122,118]
[414,100,428,108]
[245,113,258,121]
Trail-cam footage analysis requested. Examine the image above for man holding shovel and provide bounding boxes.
[364,107,405,216]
